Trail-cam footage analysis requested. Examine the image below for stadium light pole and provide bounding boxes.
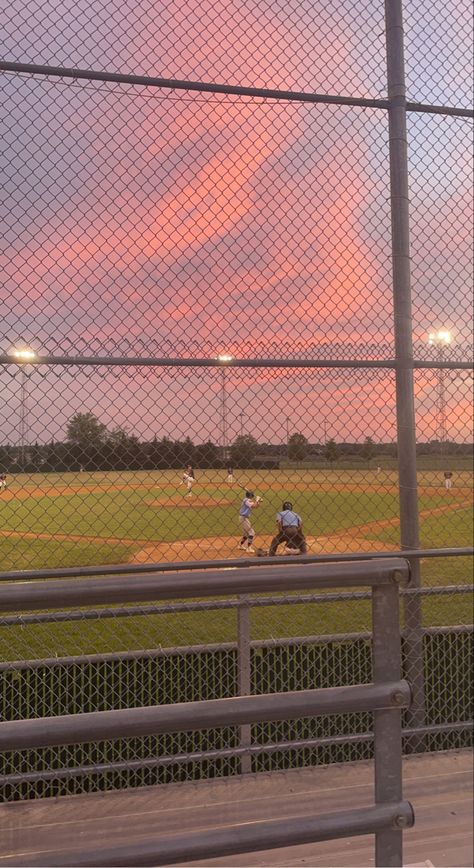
[427,329,451,455]
[216,353,233,464]
[11,347,37,470]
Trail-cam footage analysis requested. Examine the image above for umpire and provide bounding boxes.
[269,501,308,556]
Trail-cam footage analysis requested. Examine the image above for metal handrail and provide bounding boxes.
[0,545,471,583]
[0,557,408,611]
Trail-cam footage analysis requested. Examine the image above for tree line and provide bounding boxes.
[0,412,470,472]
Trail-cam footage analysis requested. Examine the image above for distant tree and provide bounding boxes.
[194,441,220,468]
[324,438,340,465]
[230,434,259,467]
[66,413,108,470]
[0,445,13,472]
[66,413,108,449]
[106,427,142,470]
[158,437,176,468]
[28,442,44,471]
[361,436,376,466]
[288,433,309,462]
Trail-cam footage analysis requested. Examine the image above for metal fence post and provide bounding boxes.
[384,0,425,740]
[237,594,252,773]
[372,580,405,867]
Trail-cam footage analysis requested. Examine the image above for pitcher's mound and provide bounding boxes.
[145,496,234,508]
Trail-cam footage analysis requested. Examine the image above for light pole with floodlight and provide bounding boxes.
[427,329,451,453]
[11,348,37,469]
[216,353,233,464]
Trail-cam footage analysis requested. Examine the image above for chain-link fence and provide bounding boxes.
[0,0,472,802]
[0,559,471,801]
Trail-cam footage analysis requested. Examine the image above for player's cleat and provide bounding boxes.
[246,546,255,553]
[238,543,248,550]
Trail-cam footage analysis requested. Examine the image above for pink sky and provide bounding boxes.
[1,0,472,446]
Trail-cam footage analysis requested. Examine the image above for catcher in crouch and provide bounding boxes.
[269,501,308,556]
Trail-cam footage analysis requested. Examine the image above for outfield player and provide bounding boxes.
[238,490,261,553]
[182,465,195,497]
[443,470,453,491]
[269,501,308,556]
[0,473,6,491]
[227,466,234,483]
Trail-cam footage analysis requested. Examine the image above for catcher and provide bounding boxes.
[268,501,308,556]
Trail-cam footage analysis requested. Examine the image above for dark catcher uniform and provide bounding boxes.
[269,502,308,556]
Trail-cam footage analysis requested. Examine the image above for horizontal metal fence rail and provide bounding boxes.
[1,353,473,368]
[0,558,409,611]
[0,681,411,752]
[0,802,414,868]
[1,723,468,789]
[0,547,470,584]
[0,582,470,630]
[1,60,472,118]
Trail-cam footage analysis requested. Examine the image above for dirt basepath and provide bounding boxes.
[131,535,396,564]
[131,497,472,563]
[1,495,470,563]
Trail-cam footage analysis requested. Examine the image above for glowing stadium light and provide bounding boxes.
[427,329,453,452]
[11,347,37,361]
[215,353,234,462]
[427,329,451,347]
[10,348,37,470]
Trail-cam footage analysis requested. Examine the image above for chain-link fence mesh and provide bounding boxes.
[0,0,472,805]
[1,578,472,800]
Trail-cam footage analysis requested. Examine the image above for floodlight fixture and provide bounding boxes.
[428,329,451,347]
[12,347,37,362]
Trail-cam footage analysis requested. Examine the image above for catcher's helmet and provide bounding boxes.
[246,490,254,498]
[282,501,293,511]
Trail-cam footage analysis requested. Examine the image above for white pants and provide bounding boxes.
[445,478,452,490]
[227,474,234,483]
[239,515,254,539]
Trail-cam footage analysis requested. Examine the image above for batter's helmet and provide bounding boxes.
[246,490,254,498]
[282,501,293,511]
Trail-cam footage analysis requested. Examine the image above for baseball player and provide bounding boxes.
[181,465,195,497]
[227,466,234,484]
[0,473,7,491]
[443,470,453,491]
[238,490,261,553]
[269,501,308,556]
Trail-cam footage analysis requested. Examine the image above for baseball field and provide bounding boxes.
[0,467,471,660]
[0,467,472,570]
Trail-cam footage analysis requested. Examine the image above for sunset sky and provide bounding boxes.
[1,0,472,446]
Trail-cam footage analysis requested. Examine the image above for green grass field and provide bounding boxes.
[0,467,472,568]
[0,468,471,662]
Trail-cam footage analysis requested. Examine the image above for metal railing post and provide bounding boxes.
[237,595,252,773]
[372,579,405,867]
[384,0,425,742]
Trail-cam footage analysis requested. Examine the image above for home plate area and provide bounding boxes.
[131,534,393,563]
